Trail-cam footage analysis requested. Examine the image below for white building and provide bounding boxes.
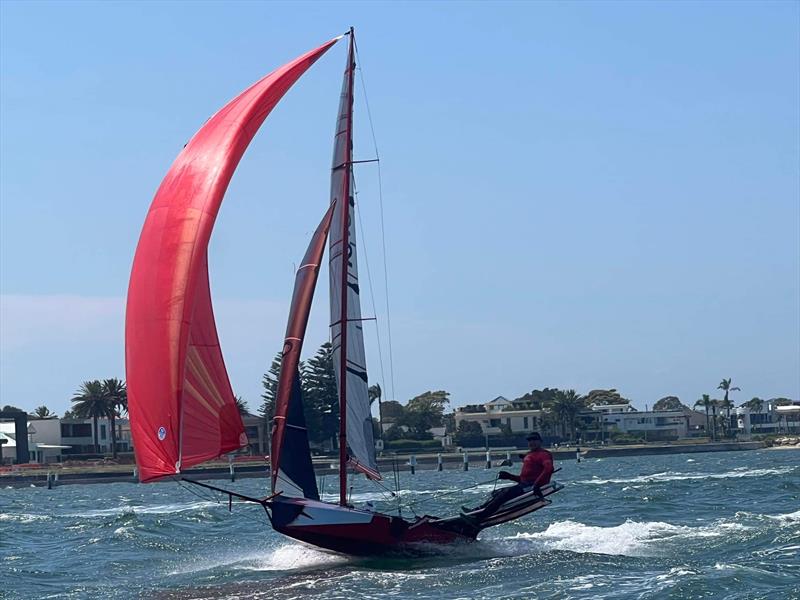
[454,396,544,435]
[736,402,800,437]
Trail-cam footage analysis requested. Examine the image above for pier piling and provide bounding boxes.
[437,453,443,471]
[410,455,417,475]
[463,452,469,471]
[485,450,491,469]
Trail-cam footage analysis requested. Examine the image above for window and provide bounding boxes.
[61,423,92,437]
[489,419,501,427]
[100,425,107,439]
[523,417,529,429]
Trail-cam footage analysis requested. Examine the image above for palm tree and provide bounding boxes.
[102,379,127,459]
[235,396,249,416]
[552,389,585,440]
[32,406,56,419]
[694,394,712,440]
[368,383,383,440]
[71,380,108,454]
[718,379,740,438]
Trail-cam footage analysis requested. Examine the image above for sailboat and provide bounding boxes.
[125,29,562,556]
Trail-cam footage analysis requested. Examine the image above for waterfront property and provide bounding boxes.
[454,396,544,436]
[735,401,800,437]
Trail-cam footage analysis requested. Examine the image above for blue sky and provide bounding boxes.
[1,1,798,415]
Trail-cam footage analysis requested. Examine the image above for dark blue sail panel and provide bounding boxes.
[276,373,319,500]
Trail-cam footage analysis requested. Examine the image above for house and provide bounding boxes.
[454,396,544,435]
[598,405,706,441]
[735,401,800,437]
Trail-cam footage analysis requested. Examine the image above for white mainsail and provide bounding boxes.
[328,36,380,480]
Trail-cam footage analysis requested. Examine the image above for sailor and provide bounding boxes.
[462,432,554,523]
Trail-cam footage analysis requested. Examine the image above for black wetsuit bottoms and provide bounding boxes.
[473,484,528,521]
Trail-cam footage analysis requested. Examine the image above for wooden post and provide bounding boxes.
[46,472,52,489]
[410,455,417,475]
[229,455,235,482]
[437,453,443,471]
[506,450,512,466]
[485,450,491,469]
[463,451,469,471]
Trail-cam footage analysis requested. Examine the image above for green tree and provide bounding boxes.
[653,396,685,411]
[512,388,560,410]
[694,394,713,440]
[102,378,127,459]
[31,406,56,419]
[235,396,249,416]
[454,420,483,446]
[381,400,405,423]
[551,389,586,440]
[368,383,383,438]
[260,352,282,452]
[302,343,339,446]
[717,379,740,438]
[742,397,764,412]
[1,405,24,413]
[400,390,450,436]
[770,397,793,407]
[584,389,629,406]
[71,380,107,454]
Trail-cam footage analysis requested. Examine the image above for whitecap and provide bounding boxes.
[500,516,752,556]
[0,512,51,523]
[72,500,218,518]
[576,465,796,485]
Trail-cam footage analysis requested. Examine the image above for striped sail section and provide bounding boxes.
[328,41,380,480]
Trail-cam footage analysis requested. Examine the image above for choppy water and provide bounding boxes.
[2,449,799,599]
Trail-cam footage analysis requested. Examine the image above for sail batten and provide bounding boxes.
[126,38,340,483]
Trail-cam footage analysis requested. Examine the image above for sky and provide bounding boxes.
[1,0,798,416]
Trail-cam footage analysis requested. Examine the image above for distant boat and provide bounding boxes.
[125,29,561,556]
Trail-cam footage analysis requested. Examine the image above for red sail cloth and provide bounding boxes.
[271,202,336,492]
[126,37,340,483]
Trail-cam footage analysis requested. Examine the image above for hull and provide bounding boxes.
[269,497,476,556]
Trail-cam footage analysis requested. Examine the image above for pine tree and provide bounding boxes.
[260,352,282,424]
[302,342,339,446]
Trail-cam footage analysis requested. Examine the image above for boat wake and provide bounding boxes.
[168,543,349,577]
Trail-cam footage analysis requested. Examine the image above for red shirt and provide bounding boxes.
[519,448,554,486]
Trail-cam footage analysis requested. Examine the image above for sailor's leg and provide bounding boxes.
[471,484,525,521]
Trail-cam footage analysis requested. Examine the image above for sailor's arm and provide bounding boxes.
[532,452,554,487]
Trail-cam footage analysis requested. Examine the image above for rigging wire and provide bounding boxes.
[174,478,268,528]
[352,184,389,413]
[353,37,397,405]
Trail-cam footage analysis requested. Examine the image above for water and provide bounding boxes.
[2,449,799,599]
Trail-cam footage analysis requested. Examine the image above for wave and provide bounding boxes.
[72,500,219,518]
[498,518,753,557]
[168,543,348,577]
[577,465,796,485]
[0,512,51,523]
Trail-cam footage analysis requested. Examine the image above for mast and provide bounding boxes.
[338,27,356,506]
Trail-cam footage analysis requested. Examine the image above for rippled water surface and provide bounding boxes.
[2,449,799,599]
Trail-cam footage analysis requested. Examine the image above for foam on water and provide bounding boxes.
[0,512,51,523]
[501,517,755,556]
[73,500,218,518]
[577,465,796,485]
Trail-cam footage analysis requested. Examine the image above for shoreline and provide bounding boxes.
[1,440,781,489]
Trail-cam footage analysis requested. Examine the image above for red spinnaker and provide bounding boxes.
[126,37,340,483]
